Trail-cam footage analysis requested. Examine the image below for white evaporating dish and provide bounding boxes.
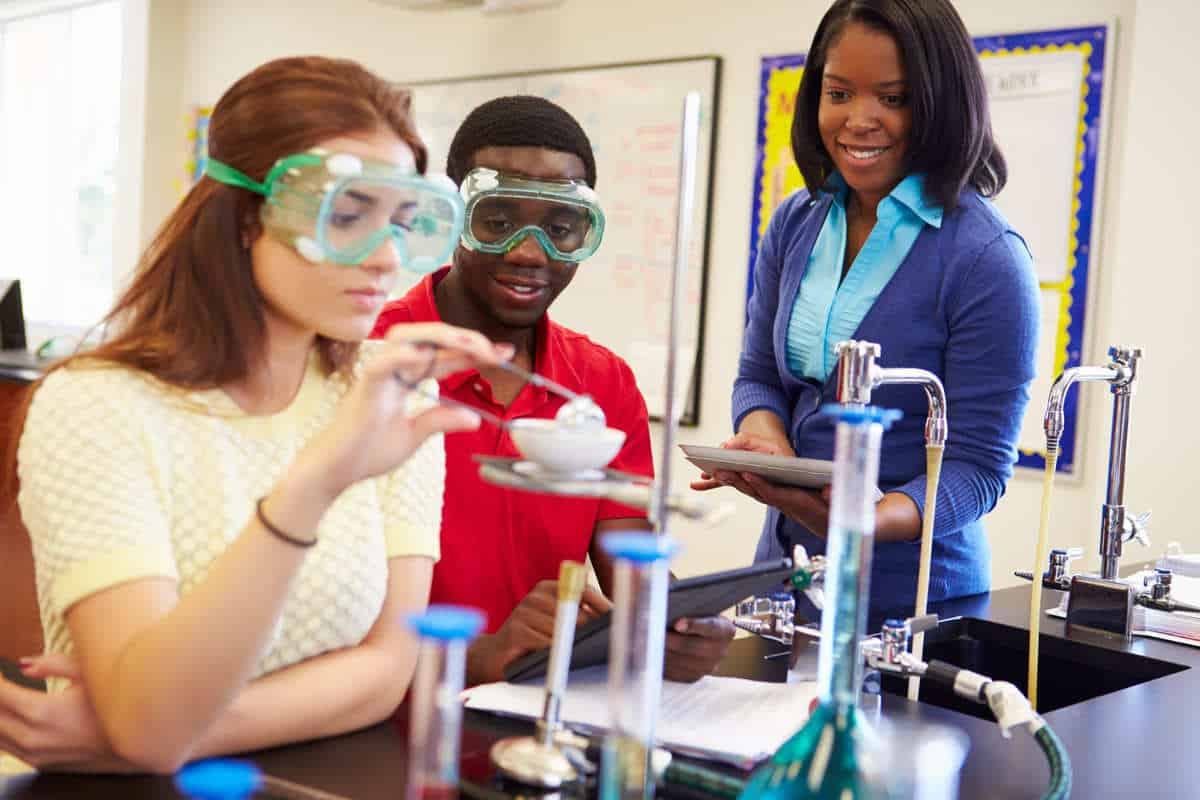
[508,418,626,475]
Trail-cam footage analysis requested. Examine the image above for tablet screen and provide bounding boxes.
[503,557,794,683]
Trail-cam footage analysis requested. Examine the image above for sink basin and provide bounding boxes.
[879,616,1188,718]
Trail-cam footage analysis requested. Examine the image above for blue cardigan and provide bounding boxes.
[736,187,1039,616]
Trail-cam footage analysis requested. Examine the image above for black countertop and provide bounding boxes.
[2,583,1197,798]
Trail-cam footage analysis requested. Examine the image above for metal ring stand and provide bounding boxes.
[474,456,717,522]
[485,94,705,794]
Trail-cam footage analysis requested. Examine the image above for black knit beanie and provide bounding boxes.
[445,95,597,188]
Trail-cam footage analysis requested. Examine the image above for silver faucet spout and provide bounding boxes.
[833,340,947,447]
[1043,364,1124,442]
[1042,345,1143,580]
[875,367,948,448]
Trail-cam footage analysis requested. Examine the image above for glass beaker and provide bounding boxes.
[406,604,485,800]
[860,717,969,800]
[599,531,679,800]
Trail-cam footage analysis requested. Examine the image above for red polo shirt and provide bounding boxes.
[371,269,653,633]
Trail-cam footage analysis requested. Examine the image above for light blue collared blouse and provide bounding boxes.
[785,173,944,381]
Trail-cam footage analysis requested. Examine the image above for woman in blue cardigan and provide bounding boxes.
[694,0,1039,618]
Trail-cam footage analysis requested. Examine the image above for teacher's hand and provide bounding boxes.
[688,431,795,491]
[733,477,833,538]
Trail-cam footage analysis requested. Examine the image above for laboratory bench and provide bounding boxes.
[0,351,1190,796]
[1,582,1198,798]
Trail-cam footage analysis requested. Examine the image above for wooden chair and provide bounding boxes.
[0,379,42,661]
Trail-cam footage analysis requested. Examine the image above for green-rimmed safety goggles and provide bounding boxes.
[459,168,605,263]
[205,150,464,273]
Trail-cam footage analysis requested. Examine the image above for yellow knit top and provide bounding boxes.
[17,342,442,680]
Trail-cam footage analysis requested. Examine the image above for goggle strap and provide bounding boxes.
[206,153,332,197]
[205,158,269,196]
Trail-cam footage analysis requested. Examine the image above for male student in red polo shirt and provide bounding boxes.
[372,95,734,685]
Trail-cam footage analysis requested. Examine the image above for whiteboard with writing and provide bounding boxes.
[404,57,721,424]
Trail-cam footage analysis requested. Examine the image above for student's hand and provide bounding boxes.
[466,581,612,686]
[664,616,736,683]
[298,323,514,499]
[0,654,135,772]
[689,431,796,492]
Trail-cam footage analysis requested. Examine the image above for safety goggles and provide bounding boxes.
[206,150,464,273]
[459,168,605,263]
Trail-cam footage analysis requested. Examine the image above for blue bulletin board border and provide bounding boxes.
[747,52,805,289]
[746,25,1110,475]
[186,106,211,187]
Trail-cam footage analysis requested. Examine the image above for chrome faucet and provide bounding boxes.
[834,340,947,447]
[1043,345,1146,580]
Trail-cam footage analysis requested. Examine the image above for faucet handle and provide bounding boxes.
[1015,548,1082,589]
[1108,345,1144,393]
[790,544,827,589]
[1123,510,1152,548]
[879,618,911,666]
[1047,547,1083,587]
[835,339,881,359]
[1108,345,1144,363]
[880,613,939,642]
[906,613,940,635]
[834,340,882,405]
[876,614,940,672]
[1143,568,1174,603]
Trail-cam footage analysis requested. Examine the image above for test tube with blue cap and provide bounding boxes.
[599,531,678,800]
[738,404,901,800]
[406,604,485,800]
[175,759,262,800]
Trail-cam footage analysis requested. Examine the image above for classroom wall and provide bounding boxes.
[133,0,1200,589]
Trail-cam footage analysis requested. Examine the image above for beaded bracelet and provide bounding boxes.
[256,497,317,548]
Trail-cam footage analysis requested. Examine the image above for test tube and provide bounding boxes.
[175,759,261,800]
[405,604,485,800]
[599,531,679,800]
[177,759,346,799]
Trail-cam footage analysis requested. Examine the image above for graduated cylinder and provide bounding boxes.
[600,532,679,800]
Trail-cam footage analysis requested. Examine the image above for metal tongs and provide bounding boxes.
[395,340,606,430]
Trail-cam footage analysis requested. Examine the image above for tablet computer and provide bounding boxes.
[502,557,794,683]
[681,444,884,501]
[680,444,834,490]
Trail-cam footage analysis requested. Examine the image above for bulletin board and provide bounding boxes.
[185,105,212,187]
[746,25,1112,474]
[408,57,721,425]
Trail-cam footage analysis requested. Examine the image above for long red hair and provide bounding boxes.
[3,55,428,503]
